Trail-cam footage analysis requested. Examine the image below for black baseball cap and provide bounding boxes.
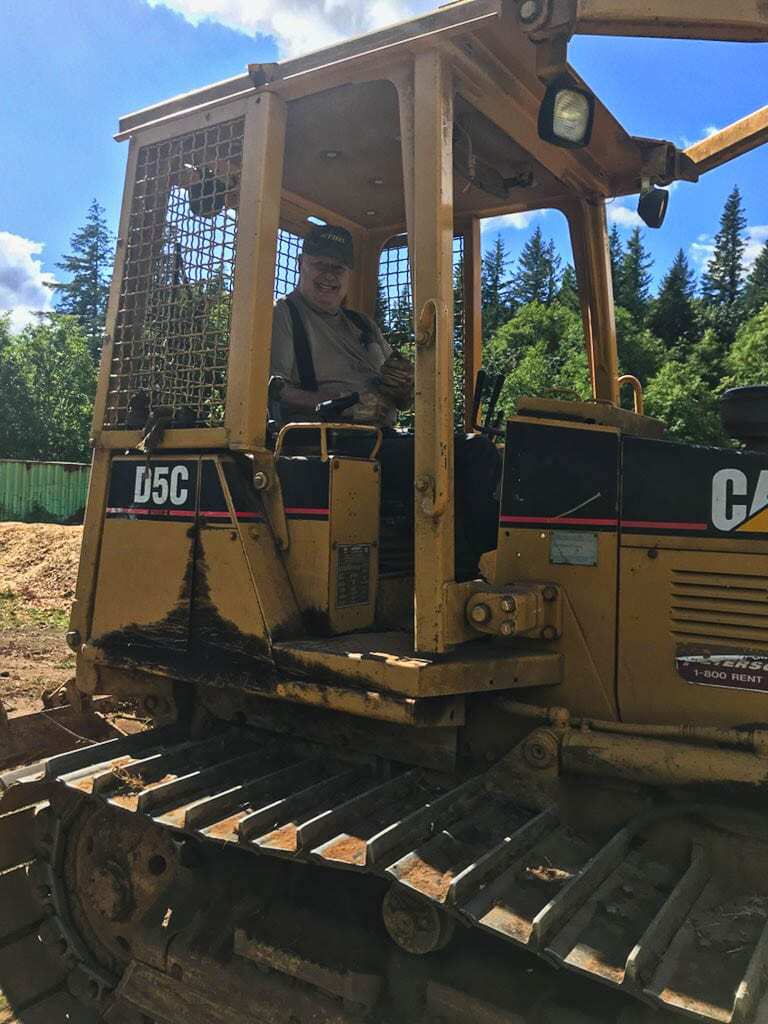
[302,224,354,269]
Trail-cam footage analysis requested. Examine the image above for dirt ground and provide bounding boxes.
[0,523,83,717]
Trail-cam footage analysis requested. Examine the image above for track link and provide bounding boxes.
[5,725,768,1023]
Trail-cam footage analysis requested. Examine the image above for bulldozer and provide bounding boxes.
[4,2,768,1021]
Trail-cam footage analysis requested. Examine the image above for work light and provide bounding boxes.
[538,77,595,149]
[638,186,670,229]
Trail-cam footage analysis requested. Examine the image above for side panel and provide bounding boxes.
[91,457,199,648]
[618,437,768,725]
[493,418,619,718]
[193,459,270,660]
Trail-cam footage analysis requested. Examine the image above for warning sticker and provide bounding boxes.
[336,544,371,608]
[676,654,768,694]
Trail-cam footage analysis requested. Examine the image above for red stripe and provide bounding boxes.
[236,511,264,520]
[500,515,618,527]
[107,507,194,518]
[500,514,709,532]
[622,520,707,532]
[200,510,231,519]
[284,507,329,517]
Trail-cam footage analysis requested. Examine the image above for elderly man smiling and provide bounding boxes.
[269,225,413,428]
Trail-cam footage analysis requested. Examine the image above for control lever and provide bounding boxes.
[315,392,359,423]
[471,369,487,430]
[484,374,505,434]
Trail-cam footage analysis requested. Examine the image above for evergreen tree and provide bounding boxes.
[616,227,653,321]
[374,282,389,328]
[702,186,748,308]
[649,249,698,349]
[544,238,563,304]
[510,227,561,306]
[481,234,512,342]
[745,243,768,316]
[48,199,114,359]
[558,264,580,310]
[609,224,624,303]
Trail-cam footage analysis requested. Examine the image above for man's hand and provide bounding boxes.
[350,391,393,426]
[372,351,414,410]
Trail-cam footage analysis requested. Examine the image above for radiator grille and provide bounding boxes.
[670,568,768,649]
[105,118,244,430]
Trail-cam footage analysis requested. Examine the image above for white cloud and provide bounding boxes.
[690,225,768,272]
[143,0,434,58]
[0,232,56,332]
[703,125,721,140]
[746,225,768,270]
[606,201,643,229]
[481,210,542,234]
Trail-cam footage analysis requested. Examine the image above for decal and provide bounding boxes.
[550,531,598,566]
[622,437,768,538]
[107,459,198,521]
[133,465,190,507]
[676,653,768,694]
[277,458,330,521]
[500,422,619,532]
[711,468,768,533]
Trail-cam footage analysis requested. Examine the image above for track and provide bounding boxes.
[3,725,768,1023]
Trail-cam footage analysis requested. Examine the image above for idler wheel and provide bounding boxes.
[382,885,455,955]
[89,861,134,922]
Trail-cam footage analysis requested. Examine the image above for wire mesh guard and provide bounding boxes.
[104,118,245,430]
[274,229,302,300]
[377,234,466,424]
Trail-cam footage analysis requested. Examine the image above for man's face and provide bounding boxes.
[299,254,351,313]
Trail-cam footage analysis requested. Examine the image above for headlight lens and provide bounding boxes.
[553,89,591,145]
[538,77,596,149]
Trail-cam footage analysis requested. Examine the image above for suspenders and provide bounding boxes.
[284,296,375,392]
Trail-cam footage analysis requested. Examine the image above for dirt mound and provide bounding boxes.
[0,523,82,610]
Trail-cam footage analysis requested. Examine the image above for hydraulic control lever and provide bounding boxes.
[472,370,506,437]
[315,392,360,422]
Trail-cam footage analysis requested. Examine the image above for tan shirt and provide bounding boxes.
[270,290,394,424]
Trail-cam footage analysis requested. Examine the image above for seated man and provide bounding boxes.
[269,225,412,428]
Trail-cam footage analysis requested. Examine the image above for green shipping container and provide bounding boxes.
[0,460,90,524]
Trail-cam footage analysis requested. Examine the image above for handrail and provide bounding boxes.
[618,374,645,415]
[273,422,383,462]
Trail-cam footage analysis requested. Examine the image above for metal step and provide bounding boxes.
[12,726,768,1024]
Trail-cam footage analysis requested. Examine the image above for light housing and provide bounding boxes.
[538,77,596,149]
[638,187,670,229]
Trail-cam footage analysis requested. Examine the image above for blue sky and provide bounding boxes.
[0,0,766,328]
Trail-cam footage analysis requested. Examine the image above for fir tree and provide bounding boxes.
[481,234,512,342]
[558,264,580,310]
[745,243,768,316]
[616,227,653,321]
[649,249,697,349]
[48,199,114,359]
[702,186,748,307]
[510,227,561,306]
[609,224,624,303]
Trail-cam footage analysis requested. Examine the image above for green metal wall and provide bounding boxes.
[0,460,90,524]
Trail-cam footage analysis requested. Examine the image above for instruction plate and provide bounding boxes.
[550,531,598,566]
[336,544,371,607]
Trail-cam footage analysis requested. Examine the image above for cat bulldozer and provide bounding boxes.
[4,2,768,1022]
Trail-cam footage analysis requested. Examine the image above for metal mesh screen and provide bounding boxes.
[376,234,467,425]
[274,229,303,300]
[105,117,244,430]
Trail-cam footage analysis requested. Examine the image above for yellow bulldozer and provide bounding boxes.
[3,2,768,1021]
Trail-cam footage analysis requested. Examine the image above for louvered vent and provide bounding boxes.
[671,568,768,648]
